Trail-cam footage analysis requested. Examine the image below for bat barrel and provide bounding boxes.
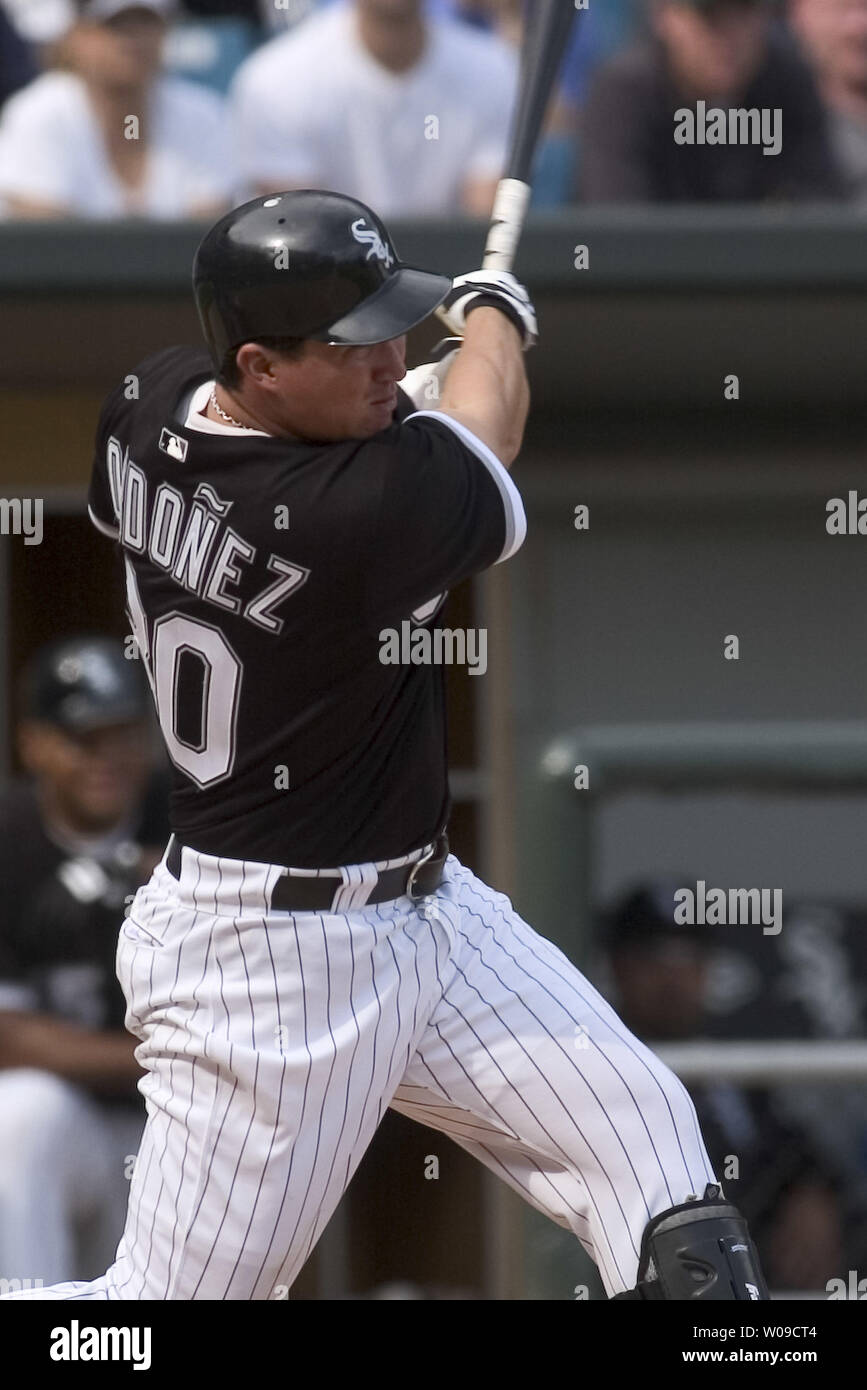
[481,3,578,272]
[506,0,576,184]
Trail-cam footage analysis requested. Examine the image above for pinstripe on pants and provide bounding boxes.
[0,847,717,1299]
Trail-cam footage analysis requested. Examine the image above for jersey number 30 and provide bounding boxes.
[125,557,241,788]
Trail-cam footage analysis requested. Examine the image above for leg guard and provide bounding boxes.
[611,1184,770,1300]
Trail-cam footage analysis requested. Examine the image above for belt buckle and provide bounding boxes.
[406,837,440,901]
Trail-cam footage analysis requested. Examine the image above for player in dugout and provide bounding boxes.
[0,635,168,1289]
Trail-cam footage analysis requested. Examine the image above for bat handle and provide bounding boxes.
[434,176,532,327]
[482,177,532,273]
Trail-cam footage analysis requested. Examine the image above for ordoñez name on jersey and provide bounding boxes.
[106,436,309,634]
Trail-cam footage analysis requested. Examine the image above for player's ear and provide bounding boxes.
[17,720,51,774]
[234,342,278,388]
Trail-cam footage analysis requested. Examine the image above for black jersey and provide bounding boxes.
[0,777,169,1102]
[88,346,525,867]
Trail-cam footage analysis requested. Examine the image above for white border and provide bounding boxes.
[87,504,119,540]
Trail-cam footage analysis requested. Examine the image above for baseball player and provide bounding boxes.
[3,191,768,1301]
[0,637,163,1284]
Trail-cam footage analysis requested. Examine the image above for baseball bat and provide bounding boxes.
[482,0,577,272]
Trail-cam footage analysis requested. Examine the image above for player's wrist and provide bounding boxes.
[464,299,526,342]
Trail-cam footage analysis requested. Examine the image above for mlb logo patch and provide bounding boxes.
[159,428,188,462]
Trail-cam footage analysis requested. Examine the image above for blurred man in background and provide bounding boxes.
[0,0,273,46]
[600,881,847,1291]
[0,0,232,218]
[790,0,867,203]
[0,636,169,1285]
[580,0,844,202]
[230,0,518,215]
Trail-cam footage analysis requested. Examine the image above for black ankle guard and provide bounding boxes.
[611,1184,770,1301]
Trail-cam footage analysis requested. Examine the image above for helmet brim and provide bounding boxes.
[317,265,452,346]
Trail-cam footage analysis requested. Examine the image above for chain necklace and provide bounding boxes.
[209,389,254,430]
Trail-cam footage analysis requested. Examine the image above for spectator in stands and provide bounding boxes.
[789,0,867,203]
[0,636,169,1284]
[0,0,233,219]
[599,881,847,1291]
[579,0,845,203]
[0,6,37,109]
[230,0,518,216]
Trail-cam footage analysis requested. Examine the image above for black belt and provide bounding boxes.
[164,832,449,911]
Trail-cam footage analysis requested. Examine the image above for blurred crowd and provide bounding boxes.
[0,0,866,220]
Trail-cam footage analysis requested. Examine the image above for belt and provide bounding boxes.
[163,832,449,911]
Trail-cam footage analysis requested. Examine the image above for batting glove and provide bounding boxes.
[436,269,538,350]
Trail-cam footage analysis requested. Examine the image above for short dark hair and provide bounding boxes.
[217,335,307,390]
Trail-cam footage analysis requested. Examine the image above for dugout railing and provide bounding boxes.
[508,720,867,1298]
[523,718,867,953]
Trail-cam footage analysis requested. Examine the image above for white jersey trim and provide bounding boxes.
[87,504,119,539]
[403,409,526,562]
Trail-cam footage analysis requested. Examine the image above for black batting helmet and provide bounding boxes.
[20,635,149,735]
[192,190,452,366]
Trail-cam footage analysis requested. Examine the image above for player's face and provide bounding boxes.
[18,720,151,834]
[267,335,409,441]
[611,943,707,1040]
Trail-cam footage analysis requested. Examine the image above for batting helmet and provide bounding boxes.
[192,190,452,366]
[20,635,149,734]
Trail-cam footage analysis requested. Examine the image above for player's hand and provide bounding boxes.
[436,269,538,350]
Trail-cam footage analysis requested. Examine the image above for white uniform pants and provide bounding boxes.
[1,845,717,1299]
[0,1070,143,1286]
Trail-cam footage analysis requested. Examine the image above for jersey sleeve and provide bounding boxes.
[87,383,124,540]
[361,411,526,630]
[86,347,211,542]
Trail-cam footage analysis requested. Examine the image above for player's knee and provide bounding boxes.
[646,1055,702,1129]
[611,1184,769,1301]
[0,1069,90,1172]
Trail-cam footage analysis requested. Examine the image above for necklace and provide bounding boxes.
[210,389,254,430]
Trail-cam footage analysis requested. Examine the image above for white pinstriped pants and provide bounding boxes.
[1,845,717,1300]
